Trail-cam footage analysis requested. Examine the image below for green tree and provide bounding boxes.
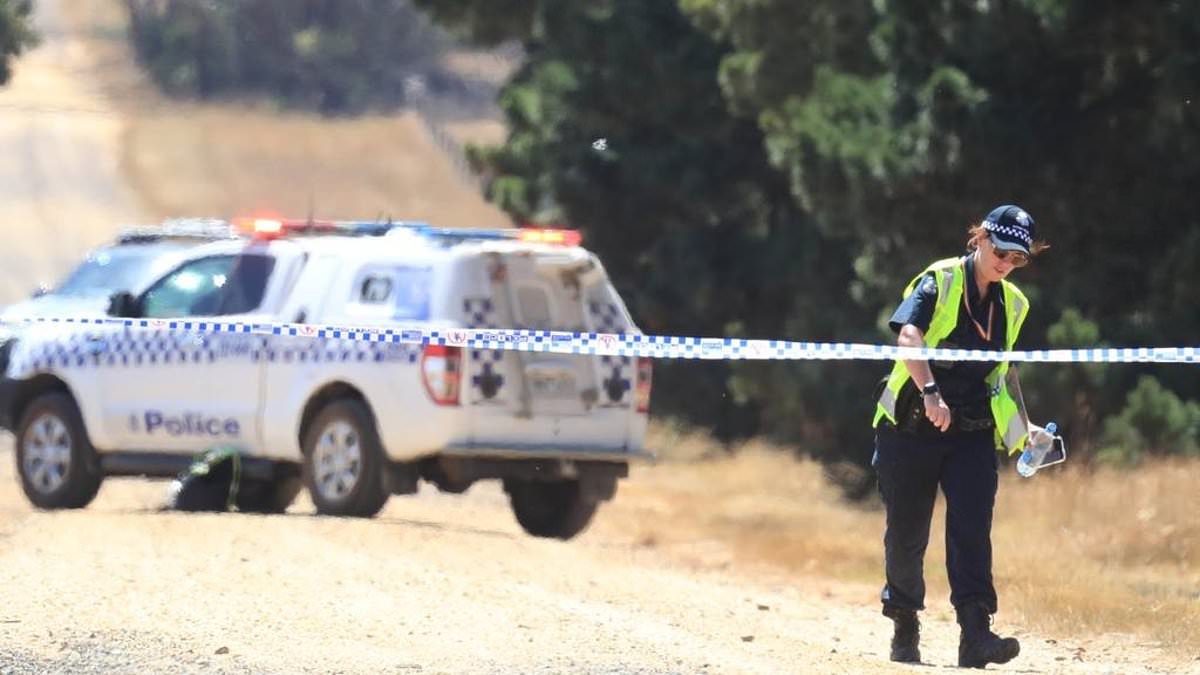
[0,0,38,86]
[685,0,1200,404]
[1018,308,1109,457]
[418,0,888,460]
[1098,375,1200,465]
[418,0,1200,471]
[126,0,450,113]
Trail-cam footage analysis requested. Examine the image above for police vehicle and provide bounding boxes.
[0,218,652,539]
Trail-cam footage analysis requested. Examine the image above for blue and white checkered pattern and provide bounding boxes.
[984,221,1033,246]
[22,329,216,370]
[14,325,420,371]
[3,316,1197,365]
[588,298,632,404]
[463,298,505,399]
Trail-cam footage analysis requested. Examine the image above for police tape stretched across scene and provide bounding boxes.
[0,315,1197,365]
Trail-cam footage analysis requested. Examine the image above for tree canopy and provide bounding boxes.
[0,0,38,86]
[413,0,1200,472]
[125,0,453,113]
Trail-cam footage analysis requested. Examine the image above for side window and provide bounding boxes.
[359,275,394,304]
[390,266,432,320]
[346,265,431,321]
[141,255,275,318]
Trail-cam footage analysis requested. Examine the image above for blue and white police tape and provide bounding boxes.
[1,315,1197,364]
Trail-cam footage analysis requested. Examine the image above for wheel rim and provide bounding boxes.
[312,420,361,502]
[22,413,72,495]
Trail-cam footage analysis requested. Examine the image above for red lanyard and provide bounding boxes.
[962,284,994,342]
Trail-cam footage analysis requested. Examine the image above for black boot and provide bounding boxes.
[883,608,921,663]
[957,603,1020,668]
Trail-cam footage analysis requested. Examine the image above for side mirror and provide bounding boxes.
[107,291,141,318]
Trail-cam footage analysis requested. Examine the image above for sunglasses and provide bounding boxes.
[988,236,1030,267]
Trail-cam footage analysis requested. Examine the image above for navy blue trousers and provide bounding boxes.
[873,427,999,614]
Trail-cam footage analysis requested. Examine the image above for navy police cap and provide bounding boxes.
[982,204,1035,254]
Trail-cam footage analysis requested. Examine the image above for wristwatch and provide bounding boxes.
[921,381,940,397]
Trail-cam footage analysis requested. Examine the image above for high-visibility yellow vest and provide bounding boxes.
[872,257,1030,454]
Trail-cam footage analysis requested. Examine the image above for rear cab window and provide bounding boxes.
[343,264,434,322]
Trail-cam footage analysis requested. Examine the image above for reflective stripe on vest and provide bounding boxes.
[989,280,1030,452]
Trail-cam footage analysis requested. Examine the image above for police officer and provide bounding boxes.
[871,204,1050,667]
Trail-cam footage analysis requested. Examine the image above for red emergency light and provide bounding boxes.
[517,227,582,246]
[232,216,341,239]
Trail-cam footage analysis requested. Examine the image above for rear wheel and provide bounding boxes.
[301,399,388,517]
[504,478,599,540]
[15,393,102,510]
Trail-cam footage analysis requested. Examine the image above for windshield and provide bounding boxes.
[53,246,180,298]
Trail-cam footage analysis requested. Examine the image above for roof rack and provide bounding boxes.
[116,218,239,244]
[166,215,584,247]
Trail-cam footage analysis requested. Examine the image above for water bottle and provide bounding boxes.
[1016,421,1058,478]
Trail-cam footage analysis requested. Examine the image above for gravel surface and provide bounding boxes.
[2,438,1195,675]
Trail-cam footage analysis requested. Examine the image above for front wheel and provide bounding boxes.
[504,479,599,540]
[301,399,388,517]
[15,393,103,510]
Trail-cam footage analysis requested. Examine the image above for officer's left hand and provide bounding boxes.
[923,392,952,432]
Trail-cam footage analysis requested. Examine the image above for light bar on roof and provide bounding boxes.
[518,228,582,246]
[230,216,429,239]
[389,225,583,246]
[225,216,583,245]
[254,218,283,235]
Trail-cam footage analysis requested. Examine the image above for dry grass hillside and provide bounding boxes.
[60,2,509,228]
[48,1,1200,665]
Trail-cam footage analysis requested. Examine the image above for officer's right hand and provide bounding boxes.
[923,392,952,432]
[1026,423,1053,448]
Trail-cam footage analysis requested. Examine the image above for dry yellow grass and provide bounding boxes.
[120,106,509,228]
[609,425,1200,657]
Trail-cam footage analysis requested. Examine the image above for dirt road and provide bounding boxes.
[0,0,146,305]
[0,444,1192,675]
[0,3,1195,674]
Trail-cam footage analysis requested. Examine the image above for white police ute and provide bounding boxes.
[0,218,652,539]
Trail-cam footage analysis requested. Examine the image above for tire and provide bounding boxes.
[504,478,599,540]
[15,393,102,510]
[235,475,303,514]
[301,399,388,517]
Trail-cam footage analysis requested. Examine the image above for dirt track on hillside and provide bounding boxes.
[1,3,1197,674]
[0,0,145,305]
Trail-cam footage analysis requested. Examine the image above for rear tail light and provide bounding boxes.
[635,356,653,414]
[421,345,461,406]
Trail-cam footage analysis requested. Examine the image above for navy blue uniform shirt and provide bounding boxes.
[888,254,1007,417]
